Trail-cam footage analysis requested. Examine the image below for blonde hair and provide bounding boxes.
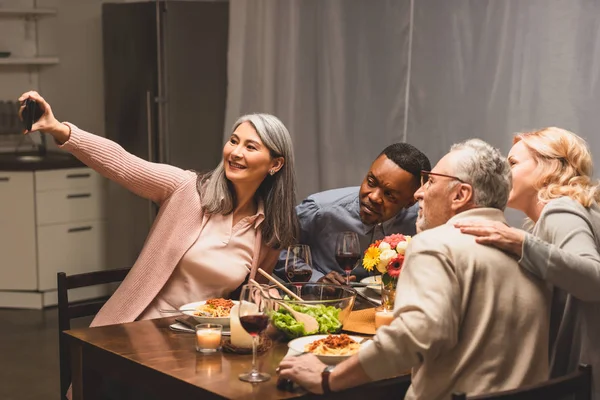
[514,127,600,207]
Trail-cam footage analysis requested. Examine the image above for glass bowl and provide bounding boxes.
[266,283,356,339]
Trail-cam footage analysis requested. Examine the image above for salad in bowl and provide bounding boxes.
[266,283,356,339]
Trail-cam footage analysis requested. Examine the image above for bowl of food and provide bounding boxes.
[179,298,238,326]
[288,334,369,365]
[266,283,356,339]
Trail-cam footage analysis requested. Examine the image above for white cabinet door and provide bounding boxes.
[0,172,37,290]
[35,168,103,192]
[37,220,106,291]
[36,186,103,225]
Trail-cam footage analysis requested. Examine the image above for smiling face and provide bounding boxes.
[223,121,283,188]
[414,152,462,233]
[506,140,539,212]
[358,155,419,225]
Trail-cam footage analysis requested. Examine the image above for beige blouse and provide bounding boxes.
[139,208,263,319]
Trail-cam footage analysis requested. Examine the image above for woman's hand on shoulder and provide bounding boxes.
[18,91,70,144]
[454,220,525,258]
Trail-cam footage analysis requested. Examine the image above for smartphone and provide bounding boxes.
[21,99,44,131]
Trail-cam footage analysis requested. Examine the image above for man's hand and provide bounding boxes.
[278,353,372,394]
[318,271,356,285]
[278,354,327,394]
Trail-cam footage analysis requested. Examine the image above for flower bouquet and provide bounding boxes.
[362,234,411,309]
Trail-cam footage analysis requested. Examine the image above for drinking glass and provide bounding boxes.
[238,284,270,383]
[284,244,313,290]
[335,231,361,285]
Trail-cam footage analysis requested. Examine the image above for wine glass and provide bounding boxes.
[335,231,361,285]
[284,244,313,291]
[238,284,271,383]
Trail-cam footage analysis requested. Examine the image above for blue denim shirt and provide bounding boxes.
[274,186,418,282]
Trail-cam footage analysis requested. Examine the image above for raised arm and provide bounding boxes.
[520,205,600,302]
[19,91,192,204]
[61,124,191,204]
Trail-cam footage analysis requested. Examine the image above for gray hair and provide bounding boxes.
[449,139,512,210]
[197,113,298,249]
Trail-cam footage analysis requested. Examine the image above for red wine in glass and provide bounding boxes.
[286,269,312,283]
[238,284,270,383]
[335,232,360,285]
[285,245,313,291]
[335,253,361,274]
[239,314,270,336]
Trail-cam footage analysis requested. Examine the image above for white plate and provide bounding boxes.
[360,276,382,294]
[288,334,369,365]
[355,287,381,306]
[179,300,239,326]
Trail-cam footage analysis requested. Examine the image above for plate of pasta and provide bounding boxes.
[288,334,369,365]
[179,298,238,326]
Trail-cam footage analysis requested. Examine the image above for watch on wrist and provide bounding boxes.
[321,365,335,394]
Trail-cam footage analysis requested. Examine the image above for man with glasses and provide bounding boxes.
[278,139,550,399]
[416,170,468,234]
[274,143,431,284]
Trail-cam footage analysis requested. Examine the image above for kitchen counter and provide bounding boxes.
[0,151,84,171]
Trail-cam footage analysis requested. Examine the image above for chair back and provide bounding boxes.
[452,364,592,400]
[57,268,130,400]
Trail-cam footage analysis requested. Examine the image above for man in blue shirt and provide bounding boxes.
[275,143,431,284]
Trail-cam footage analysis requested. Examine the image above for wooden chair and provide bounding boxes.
[57,268,131,400]
[452,364,592,400]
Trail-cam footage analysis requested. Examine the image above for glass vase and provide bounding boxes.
[380,278,397,311]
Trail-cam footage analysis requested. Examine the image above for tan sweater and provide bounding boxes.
[359,208,550,400]
[60,124,280,328]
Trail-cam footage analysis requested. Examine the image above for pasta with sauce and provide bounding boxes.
[193,298,234,317]
[305,334,360,356]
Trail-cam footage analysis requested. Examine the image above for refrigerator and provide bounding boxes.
[102,0,229,270]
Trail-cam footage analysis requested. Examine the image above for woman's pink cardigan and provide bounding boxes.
[61,123,280,328]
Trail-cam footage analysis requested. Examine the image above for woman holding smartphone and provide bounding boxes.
[19,90,299,326]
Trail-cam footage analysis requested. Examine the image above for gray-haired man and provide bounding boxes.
[278,139,550,400]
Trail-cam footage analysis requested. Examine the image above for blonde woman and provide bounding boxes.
[455,127,600,399]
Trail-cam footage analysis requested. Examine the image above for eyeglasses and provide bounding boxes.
[420,170,466,187]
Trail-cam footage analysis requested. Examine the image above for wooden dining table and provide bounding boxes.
[65,313,411,399]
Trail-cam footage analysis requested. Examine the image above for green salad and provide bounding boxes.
[271,303,342,338]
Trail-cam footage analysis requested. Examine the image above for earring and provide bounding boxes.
[269,169,275,176]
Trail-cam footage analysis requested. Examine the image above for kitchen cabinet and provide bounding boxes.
[0,7,59,66]
[0,166,107,309]
[0,171,36,290]
[0,6,59,153]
